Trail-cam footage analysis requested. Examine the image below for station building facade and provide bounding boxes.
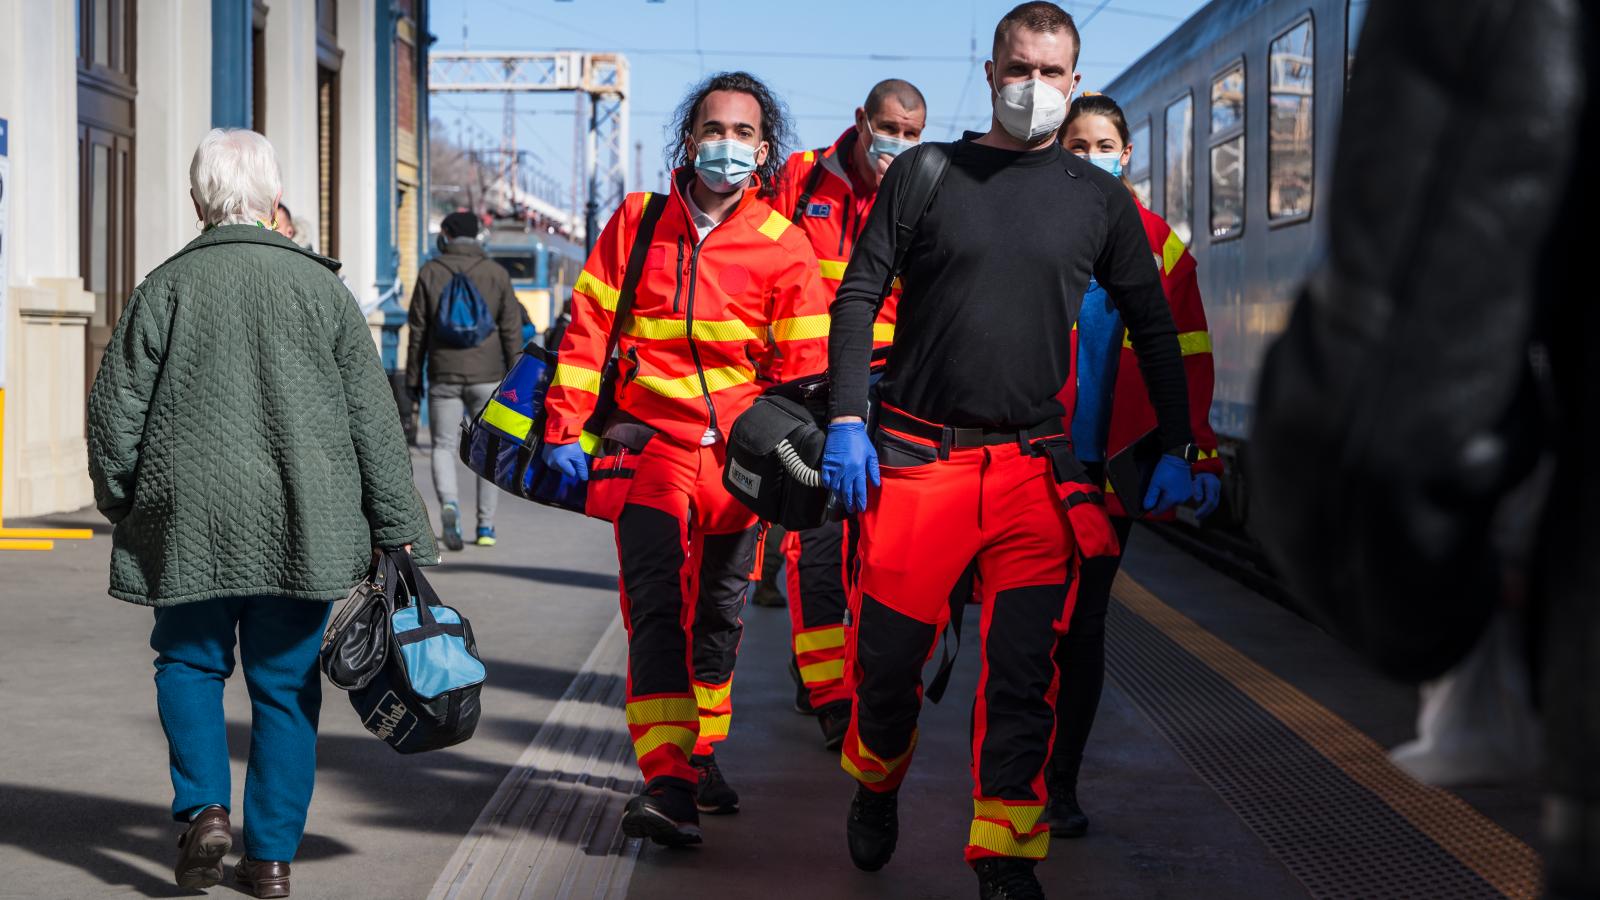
[0,0,431,518]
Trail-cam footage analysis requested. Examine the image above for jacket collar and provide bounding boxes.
[669,167,765,233]
[438,238,488,260]
[164,224,342,272]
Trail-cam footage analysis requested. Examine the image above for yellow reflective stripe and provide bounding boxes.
[794,626,846,655]
[481,399,533,440]
[1162,230,1187,275]
[872,322,896,344]
[634,365,753,399]
[579,430,603,456]
[574,270,621,312]
[698,713,731,738]
[625,315,758,343]
[1178,330,1213,355]
[757,210,791,242]
[773,314,830,342]
[552,363,603,395]
[973,799,1045,834]
[693,681,733,709]
[817,258,848,281]
[802,150,815,163]
[625,697,699,726]
[968,819,1050,859]
[841,732,918,784]
[799,659,845,685]
[633,724,698,759]
[1121,329,1212,356]
[1198,447,1219,461]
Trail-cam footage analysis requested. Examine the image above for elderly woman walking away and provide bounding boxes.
[87,129,437,898]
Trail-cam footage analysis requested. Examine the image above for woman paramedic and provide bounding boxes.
[1048,92,1224,838]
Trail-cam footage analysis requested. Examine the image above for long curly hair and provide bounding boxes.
[666,71,794,199]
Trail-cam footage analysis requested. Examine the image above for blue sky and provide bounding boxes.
[428,0,1210,198]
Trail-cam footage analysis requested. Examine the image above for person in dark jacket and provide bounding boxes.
[87,128,437,898]
[405,210,522,550]
[1250,1,1594,896]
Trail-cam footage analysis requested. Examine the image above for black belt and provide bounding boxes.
[877,406,1062,456]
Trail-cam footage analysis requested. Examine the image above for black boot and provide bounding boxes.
[975,858,1047,900]
[1045,754,1088,838]
[621,777,702,847]
[815,701,851,752]
[691,752,740,815]
[846,785,899,871]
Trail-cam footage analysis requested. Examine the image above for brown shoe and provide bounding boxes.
[234,856,291,898]
[173,806,232,889]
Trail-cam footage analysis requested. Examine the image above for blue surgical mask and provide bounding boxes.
[694,139,759,193]
[1086,152,1124,177]
[866,125,917,161]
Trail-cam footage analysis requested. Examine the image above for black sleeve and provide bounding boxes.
[405,270,429,389]
[1093,185,1194,450]
[827,149,904,420]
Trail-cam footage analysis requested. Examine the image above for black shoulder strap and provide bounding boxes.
[602,191,668,361]
[879,142,951,299]
[790,150,832,224]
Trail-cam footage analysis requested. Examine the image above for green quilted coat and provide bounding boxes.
[88,225,439,607]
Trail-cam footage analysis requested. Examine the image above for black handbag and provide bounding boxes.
[320,551,486,754]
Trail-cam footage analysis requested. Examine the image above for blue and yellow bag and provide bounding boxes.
[458,191,666,515]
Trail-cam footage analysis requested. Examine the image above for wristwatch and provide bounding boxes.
[1168,443,1200,464]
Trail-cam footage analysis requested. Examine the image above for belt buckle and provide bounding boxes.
[949,426,984,448]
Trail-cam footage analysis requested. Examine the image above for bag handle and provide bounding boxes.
[880,142,951,301]
[386,548,445,628]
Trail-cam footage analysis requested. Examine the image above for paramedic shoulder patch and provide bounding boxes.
[805,202,832,218]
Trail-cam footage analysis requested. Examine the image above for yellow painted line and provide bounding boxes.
[0,539,55,551]
[0,528,93,540]
[1113,572,1542,899]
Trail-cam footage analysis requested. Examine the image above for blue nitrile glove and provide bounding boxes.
[542,441,590,481]
[820,421,880,515]
[1193,472,1222,519]
[1142,454,1192,516]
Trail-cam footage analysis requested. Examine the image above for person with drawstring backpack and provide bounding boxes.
[406,210,524,550]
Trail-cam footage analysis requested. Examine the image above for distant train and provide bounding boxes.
[481,227,586,336]
[1105,0,1369,525]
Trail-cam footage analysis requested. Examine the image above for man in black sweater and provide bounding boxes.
[819,5,1197,898]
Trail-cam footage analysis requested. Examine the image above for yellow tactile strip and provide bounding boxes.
[1108,573,1542,899]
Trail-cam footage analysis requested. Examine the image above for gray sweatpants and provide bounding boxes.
[428,381,499,529]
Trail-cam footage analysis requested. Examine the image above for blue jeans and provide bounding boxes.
[151,596,333,862]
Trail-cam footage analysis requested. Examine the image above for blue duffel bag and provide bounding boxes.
[458,190,666,515]
[321,550,486,754]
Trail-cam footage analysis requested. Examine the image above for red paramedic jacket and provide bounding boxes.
[775,129,902,352]
[544,171,831,449]
[1064,200,1223,518]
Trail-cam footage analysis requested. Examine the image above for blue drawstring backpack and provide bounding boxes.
[321,550,485,754]
[435,260,497,348]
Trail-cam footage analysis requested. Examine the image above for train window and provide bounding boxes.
[492,254,538,280]
[1164,93,1194,245]
[1129,119,1152,208]
[1210,62,1246,240]
[1347,0,1370,84]
[1210,64,1245,134]
[1269,17,1315,222]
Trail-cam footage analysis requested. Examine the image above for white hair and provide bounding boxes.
[188,128,282,228]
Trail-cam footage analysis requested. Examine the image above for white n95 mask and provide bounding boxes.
[993,78,1069,144]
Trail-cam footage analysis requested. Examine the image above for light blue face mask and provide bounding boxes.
[1086,152,1125,178]
[694,138,760,193]
[866,125,917,161]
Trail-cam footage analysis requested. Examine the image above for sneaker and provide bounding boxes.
[790,657,815,715]
[846,786,899,871]
[475,526,496,547]
[621,778,702,847]
[234,856,291,899]
[816,700,851,752]
[975,858,1046,900]
[441,502,464,551]
[1045,755,1088,838]
[173,805,231,889]
[691,752,740,815]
